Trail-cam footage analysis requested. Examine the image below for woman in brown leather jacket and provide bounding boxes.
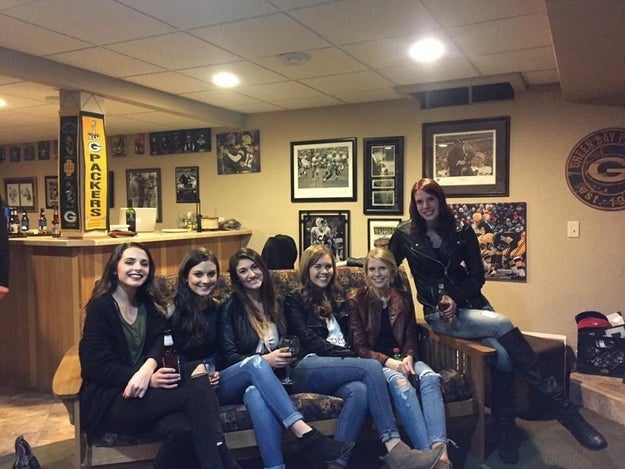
[347,247,451,469]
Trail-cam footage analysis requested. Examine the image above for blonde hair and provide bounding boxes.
[364,247,398,286]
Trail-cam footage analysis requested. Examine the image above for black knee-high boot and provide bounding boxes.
[491,368,519,463]
[497,328,607,451]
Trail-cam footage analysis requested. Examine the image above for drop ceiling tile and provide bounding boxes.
[101,99,158,116]
[183,89,269,108]
[449,13,551,56]
[290,0,437,45]
[267,0,336,9]
[237,81,326,101]
[0,81,58,101]
[0,93,46,108]
[379,58,479,86]
[274,95,344,110]
[121,111,212,128]
[336,89,404,104]
[124,72,211,94]
[523,69,559,85]
[3,0,175,45]
[253,48,367,79]
[180,62,285,87]
[117,0,278,29]
[191,13,329,59]
[223,101,284,113]
[423,0,545,27]
[49,48,164,77]
[107,32,239,69]
[301,71,394,94]
[471,47,556,76]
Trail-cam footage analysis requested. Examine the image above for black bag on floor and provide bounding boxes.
[576,311,625,377]
[13,435,42,469]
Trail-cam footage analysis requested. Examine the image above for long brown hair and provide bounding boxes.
[298,244,341,319]
[408,178,456,237]
[228,248,284,337]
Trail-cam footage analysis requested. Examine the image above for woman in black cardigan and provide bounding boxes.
[79,242,239,469]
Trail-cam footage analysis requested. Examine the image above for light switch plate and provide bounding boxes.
[567,220,580,238]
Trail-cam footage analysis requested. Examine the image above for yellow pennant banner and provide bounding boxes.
[81,113,108,231]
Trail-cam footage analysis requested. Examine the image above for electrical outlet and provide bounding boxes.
[567,221,580,238]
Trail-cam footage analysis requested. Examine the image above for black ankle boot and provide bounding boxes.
[498,328,608,451]
[491,369,519,464]
[218,443,242,469]
[299,428,355,463]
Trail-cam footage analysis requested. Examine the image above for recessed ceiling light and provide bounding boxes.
[0,98,7,108]
[409,38,445,63]
[212,72,240,88]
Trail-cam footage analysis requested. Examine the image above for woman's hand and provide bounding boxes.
[439,294,457,321]
[148,367,181,390]
[123,365,158,398]
[385,355,415,376]
[191,363,220,389]
[262,348,296,369]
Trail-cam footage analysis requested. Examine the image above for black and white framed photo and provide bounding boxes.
[367,218,402,251]
[291,138,356,202]
[175,166,200,203]
[422,116,510,197]
[364,136,404,214]
[126,168,162,222]
[4,177,37,211]
[44,176,59,209]
[299,210,350,262]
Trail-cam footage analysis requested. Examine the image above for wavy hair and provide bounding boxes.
[364,247,398,287]
[408,178,456,237]
[298,244,341,319]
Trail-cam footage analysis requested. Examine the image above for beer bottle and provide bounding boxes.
[125,199,136,233]
[21,209,29,231]
[51,206,61,237]
[9,208,20,234]
[38,208,47,233]
[162,329,180,373]
[392,347,402,361]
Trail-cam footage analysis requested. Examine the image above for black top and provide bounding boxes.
[170,299,219,364]
[0,200,8,288]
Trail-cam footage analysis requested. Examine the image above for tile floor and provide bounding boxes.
[0,385,73,458]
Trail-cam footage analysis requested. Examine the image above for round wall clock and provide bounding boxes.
[565,128,625,211]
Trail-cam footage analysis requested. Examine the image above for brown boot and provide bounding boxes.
[382,441,443,469]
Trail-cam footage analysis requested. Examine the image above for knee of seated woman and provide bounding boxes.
[240,354,268,370]
[417,369,441,384]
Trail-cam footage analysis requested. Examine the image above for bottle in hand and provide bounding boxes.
[162,329,180,373]
[437,282,454,324]
[392,347,402,361]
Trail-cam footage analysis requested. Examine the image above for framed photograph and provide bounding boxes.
[126,168,162,222]
[450,202,527,282]
[364,136,404,214]
[216,130,261,174]
[9,146,21,162]
[23,143,36,161]
[422,116,510,197]
[367,218,402,251]
[175,166,200,203]
[38,141,50,160]
[4,177,37,211]
[291,138,356,202]
[299,210,350,262]
[44,176,59,209]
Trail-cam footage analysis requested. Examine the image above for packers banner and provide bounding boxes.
[80,112,108,231]
[59,115,80,230]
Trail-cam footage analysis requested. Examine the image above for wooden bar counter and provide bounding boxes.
[0,229,251,392]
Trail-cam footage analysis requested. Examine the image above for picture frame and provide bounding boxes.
[363,136,404,214]
[216,130,261,174]
[450,202,527,282]
[291,138,357,202]
[4,177,37,212]
[422,116,510,197]
[126,168,162,222]
[299,210,350,262]
[44,176,59,209]
[367,218,402,251]
[175,166,200,203]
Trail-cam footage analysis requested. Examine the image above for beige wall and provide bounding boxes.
[2,85,624,349]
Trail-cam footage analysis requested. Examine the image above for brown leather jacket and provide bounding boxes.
[346,286,419,366]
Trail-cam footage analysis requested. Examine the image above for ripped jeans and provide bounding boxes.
[383,361,447,450]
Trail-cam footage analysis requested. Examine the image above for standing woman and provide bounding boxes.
[218,247,354,469]
[284,244,444,469]
[347,247,451,468]
[79,242,239,469]
[388,178,607,464]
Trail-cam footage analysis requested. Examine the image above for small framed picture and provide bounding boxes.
[367,218,402,251]
[44,176,59,209]
[126,168,162,222]
[363,136,404,215]
[299,210,350,262]
[4,177,37,211]
[175,166,200,203]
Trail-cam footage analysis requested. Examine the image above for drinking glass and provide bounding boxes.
[204,358,218,377]
[278,335,300,385]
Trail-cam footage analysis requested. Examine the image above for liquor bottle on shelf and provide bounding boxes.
[51,206,61,237]
[20,209,29,231]
[125,200,136,233]
[9,208,20,234]
[162,329,180,373]
[38,208,47,233]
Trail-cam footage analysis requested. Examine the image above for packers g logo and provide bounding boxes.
[565,128,625,211]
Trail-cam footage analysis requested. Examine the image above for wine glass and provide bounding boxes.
[278,335,300,385]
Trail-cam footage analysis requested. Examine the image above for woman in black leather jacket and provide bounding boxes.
[389,178,606,463]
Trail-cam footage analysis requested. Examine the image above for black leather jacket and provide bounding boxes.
[283,290,355,358]
[388,220,490,314]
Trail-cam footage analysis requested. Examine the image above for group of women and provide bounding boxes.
[79,177,607,469]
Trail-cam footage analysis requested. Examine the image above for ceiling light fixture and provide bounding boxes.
[279,51,311,65]
[0,98,7,108]
[409,37,445,63]
[212,72,240,88]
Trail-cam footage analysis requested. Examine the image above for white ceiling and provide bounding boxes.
[0,0,623,146]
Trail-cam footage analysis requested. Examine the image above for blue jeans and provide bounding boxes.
[383,362,447,451]
[426,307,515,372]
[217,355,303,469]
[293,354,401,444]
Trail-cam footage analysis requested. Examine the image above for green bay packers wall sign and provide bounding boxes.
[565,128,625,211]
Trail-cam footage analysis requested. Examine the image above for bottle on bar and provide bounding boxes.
[51,206,61,237]
[38,208,47,233]
[125,199,136,233]
[20,208,29,232]
[9,208,20,234]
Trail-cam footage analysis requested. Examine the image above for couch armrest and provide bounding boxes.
[52,345,82,400]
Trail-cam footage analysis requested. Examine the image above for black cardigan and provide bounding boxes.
[79,294,165,437]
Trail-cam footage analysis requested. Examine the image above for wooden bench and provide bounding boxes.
[52,266,496,467]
